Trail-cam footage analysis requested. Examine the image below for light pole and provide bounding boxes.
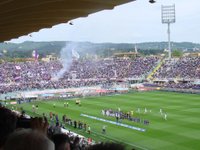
[161,4,176,59]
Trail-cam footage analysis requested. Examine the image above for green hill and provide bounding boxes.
[0,41,200,58]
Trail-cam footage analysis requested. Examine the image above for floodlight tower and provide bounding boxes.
[161,4,176,59]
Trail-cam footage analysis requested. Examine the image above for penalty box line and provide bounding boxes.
[80,114,146,132]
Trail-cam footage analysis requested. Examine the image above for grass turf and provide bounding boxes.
[12,91,200,150]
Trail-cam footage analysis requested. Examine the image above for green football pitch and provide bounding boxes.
[13,91,200,150]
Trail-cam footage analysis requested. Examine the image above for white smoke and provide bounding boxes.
[52,42,76,80]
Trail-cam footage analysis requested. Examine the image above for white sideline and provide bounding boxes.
[80,114,146,132]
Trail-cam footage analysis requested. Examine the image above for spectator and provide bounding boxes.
[52,133,70,150]
[0,107,17,149]
[87,142,125,150]
[71,136,81,150]
[53,122,62,135]
[4,129,54,150]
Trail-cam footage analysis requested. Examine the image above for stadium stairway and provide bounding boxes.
[147,58,165,80]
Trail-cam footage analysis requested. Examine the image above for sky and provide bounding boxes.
[10,0,200,44]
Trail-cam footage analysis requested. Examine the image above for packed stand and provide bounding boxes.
[153,57,200,80]
[0,57,159,93]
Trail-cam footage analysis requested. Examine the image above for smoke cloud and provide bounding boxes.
[52,42,76,80]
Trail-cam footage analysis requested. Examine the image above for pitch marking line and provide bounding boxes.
[80,114,146,132]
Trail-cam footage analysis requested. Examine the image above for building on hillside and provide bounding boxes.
[114,52,140,59]
[183,52,200,57]
[189,52,200,57]
[42,54,58,62]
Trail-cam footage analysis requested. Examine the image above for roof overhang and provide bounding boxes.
[0,0,135,42]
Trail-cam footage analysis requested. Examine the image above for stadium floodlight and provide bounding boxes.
[161,4,176,59]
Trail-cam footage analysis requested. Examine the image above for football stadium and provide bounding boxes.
[0,1,200,150]
[1,56,200,150]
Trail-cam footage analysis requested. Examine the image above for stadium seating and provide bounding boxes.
[0,57,159,93]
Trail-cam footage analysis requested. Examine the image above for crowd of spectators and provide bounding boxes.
[0,105,126,150]
[163,82,200,89]
[1,56,199,92]
[151,57,200,89]
[153,57,200,80]
[0,57,159,93]
[151,82,200,90]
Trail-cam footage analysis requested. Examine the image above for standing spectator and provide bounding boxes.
[102,125,106,134]
[52,133,70,150]
[87,142,125,150]
[71,136,81,150]
[53,122,61,135]
[88,125,91,134]
[4,129,54,150]
[0,107,17,149]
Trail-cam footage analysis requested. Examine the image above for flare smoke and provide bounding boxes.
[53,42,76,80]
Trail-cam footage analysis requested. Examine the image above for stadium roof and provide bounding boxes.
[0,0,134,42]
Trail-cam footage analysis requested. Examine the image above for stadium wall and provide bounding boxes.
[160,88,200,94]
